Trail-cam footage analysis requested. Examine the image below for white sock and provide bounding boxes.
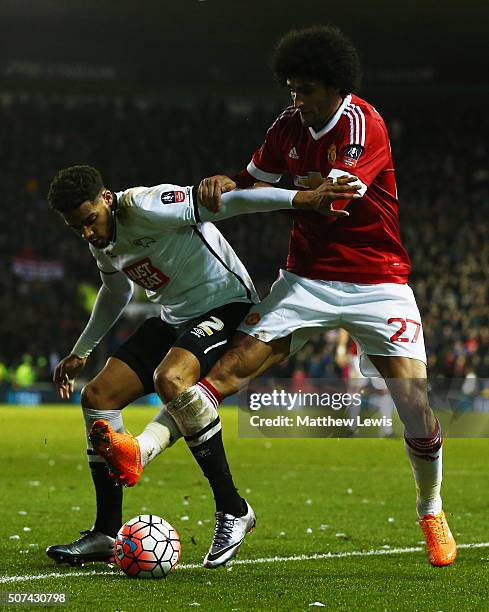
[405,443,443,517]
[136,408,182,467]
[137,423,170,467]
[83,408,125,464]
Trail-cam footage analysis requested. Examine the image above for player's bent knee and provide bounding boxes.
[153,367,194,403]
[80,381,122,411]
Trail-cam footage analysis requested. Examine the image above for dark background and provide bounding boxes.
[1,0,488,98]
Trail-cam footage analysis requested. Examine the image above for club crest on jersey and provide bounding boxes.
[160,190,186,205]
[123,257,169,290]
[132,236,156,248]
[342,144,364,167]
[327,144,337,164]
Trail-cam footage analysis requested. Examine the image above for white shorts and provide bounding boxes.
[237,270,426,377]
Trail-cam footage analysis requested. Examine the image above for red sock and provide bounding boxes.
[197,378,223,407]
[405,419,442,455]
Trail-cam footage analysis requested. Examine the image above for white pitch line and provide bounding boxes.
[2,542,488,584]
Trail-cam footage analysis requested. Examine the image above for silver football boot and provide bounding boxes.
[203,501,256,568]
[46,530,115,566]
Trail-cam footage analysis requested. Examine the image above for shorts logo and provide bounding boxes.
[161,190,186,204]
[244,313,261,326]
[190,316,224,338]
[342,144,364,167]
[123,257,169,290]
[327,144,337,164]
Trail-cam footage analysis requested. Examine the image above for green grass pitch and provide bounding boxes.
[1,405,489,611]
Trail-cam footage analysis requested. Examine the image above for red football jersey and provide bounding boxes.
[236,94,411,284]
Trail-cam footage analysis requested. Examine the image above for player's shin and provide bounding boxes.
[136,407,182,467]
[404,418,443,517]
[167,380,246,517]
[83,407,124,537]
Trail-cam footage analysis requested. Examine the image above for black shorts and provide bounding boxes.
[112,302,252,395]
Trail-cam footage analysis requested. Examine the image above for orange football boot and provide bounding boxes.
[89,419,143,487]
[419,511,457,567]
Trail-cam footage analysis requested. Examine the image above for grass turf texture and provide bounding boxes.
[1,406,488,611]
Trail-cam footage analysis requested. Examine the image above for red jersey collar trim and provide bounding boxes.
[308,94,352,141]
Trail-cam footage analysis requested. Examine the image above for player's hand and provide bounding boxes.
[53,354,87,400]
[292,175,361,217]
[198,175,236,213]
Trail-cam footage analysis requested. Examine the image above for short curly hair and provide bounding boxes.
[271,25,362,96]
[47,165,104,213]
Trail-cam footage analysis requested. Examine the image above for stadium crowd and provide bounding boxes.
[1,93,487,385]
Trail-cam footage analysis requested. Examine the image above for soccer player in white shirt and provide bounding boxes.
[45,164,359,568]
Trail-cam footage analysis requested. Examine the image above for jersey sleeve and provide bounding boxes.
[332,109,390,190]
[121,183,296,227]
[73,247,134,358]
[120,184,198,227]
[197,186,296,223]
[246,115,288,184]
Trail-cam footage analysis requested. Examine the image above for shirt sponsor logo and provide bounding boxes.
[123,257,169,290]
[342,144,364,167]
[160,190,186,204]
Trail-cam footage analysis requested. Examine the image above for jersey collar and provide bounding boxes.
[102,191,118,253]
[308,94,352,141]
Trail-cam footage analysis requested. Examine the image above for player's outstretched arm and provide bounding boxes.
[197,175,361,223]
[53,271,134,400]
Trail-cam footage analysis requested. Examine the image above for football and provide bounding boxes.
[114,515,181,578]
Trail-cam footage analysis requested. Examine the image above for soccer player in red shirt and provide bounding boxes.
[196,25,456,567]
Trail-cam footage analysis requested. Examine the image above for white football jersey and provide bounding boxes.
[89,184,295,325]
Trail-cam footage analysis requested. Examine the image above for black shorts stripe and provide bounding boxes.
[184,416,221,442]
[192,225,252,302]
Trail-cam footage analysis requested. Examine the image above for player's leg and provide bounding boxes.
[368,356,441,514]
[206,331,291,396]
[343,282,455,566]
[46,357,146,565]
[164,273,335,568]
[368,354,455,566]
[166,333,290,569]
[88,317,183,486]
[82,358,144,533]
[161,305,274,511]
[165,332,288,507]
